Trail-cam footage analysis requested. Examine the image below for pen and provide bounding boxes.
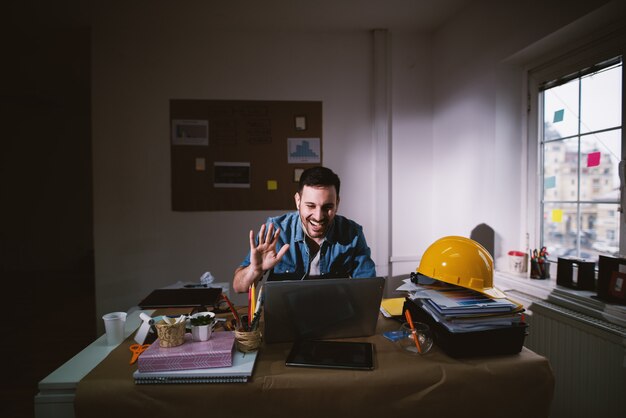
[254,285,263,316]
[250,286,264,331]
[404,309,422,354]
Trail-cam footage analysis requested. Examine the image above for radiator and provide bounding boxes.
[508,291,626,418]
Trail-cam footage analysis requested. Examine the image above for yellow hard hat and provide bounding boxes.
[417,236,506,299]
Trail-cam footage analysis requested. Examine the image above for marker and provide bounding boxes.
[404,309,422,354]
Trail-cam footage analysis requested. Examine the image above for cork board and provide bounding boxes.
[170,99,322,211]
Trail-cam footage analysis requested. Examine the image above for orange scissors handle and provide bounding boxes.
[129,343,150,365]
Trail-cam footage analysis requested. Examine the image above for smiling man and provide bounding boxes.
[232,166,376,293]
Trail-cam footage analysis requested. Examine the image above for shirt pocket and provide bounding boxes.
[273,261,297,274]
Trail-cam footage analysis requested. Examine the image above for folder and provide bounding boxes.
[380,297,405,317]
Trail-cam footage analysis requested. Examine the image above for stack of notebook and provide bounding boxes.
[134,331,258,384]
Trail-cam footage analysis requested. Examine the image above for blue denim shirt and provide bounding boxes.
[240,212,377,278]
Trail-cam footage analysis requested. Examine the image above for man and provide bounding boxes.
[233,166,376,293]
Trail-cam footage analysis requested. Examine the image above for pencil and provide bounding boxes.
[221,294,241,328]
[404,309,422,354]
[249,283,256,328]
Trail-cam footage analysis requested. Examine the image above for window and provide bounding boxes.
[539,58,623,262]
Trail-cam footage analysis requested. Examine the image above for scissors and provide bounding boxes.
[129,343,150,365]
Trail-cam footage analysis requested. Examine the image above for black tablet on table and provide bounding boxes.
[285,340,374,371]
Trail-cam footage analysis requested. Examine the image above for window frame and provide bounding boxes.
[527,35,626,273]
[538,58,623,262]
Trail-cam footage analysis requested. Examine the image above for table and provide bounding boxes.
[34,310,149,418]
[53,312,554,418]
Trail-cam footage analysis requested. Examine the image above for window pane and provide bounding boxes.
[582,203,620,259]
[544,80,579,140]
[543,202,578,258]
[543,137,578,202]
[580,64,622,133]
[580,130,621,202]
[543,202,620,261]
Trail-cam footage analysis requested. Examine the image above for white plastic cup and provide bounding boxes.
[102,311,127,345]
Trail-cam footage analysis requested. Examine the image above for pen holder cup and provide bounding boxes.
[397,322,433,355]
[155,320,186,348]
[530,260,550,280]
[235,329,262,352]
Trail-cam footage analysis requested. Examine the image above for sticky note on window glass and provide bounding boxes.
[553,109,564,123]
[551,209,563,223]
[587,151,601,167]
[544,176,556,189]
[267,180,278,190]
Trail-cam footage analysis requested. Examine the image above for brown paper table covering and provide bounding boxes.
[75,316,554,418]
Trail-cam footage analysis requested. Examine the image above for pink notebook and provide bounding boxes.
[138,331,235,372]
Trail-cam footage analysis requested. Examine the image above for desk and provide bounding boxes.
[41,312,554,418]
[34,310,149,418]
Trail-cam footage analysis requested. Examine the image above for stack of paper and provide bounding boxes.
[398,277,524,333]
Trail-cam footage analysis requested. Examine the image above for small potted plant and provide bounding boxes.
[190,312,216,342]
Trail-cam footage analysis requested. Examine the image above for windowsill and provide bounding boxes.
[494,270,626,329]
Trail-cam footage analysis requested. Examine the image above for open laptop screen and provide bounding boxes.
[263,277,385,344]
[267,271,346,281]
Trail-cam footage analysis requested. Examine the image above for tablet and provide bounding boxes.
[285,340,374,371]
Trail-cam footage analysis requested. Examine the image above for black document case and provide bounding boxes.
[404,299,528,358]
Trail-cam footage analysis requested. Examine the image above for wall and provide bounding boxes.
[2,1,95,413]
[92,4,393,314]
[429,0,617,268]
[92,0,624,323]
[390,31,435,276]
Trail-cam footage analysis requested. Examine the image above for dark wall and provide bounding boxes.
[1,9,95,416]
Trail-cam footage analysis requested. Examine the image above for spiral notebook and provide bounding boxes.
[133,350,258,384]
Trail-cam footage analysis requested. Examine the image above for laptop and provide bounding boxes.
[137,287,222,309]
[262,277,385,344]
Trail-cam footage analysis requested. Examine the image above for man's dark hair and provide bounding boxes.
[298,166,340,196]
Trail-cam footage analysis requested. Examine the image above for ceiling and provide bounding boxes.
[147,0,475,32]
[10,0,475,32]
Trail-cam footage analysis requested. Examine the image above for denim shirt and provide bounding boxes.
[240,212,377,278]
